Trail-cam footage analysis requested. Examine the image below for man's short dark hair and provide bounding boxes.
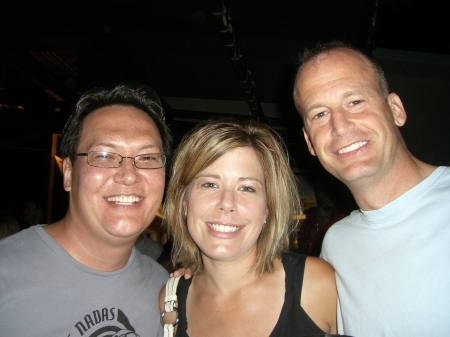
[60,83,173,163]
[293,41,390,110]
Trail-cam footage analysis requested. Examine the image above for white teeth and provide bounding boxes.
[107,196,142,205]
[337,141,368,154]
[209,224,239,233]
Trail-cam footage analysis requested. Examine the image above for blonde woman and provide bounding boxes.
[160,118,336,336]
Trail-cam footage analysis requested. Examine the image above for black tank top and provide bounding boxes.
[174,253,325,336]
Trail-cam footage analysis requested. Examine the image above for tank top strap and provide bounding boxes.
[292,253,307,304]
[174,276,192,337]
[270,253,323,337]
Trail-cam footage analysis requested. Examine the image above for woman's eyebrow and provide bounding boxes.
[239,177,264,185]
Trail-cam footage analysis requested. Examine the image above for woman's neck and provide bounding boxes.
[196,248,262,295]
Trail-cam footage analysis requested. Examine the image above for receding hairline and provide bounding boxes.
[87,103,152,117]
[293,47,384,114]
[296,47,374,82]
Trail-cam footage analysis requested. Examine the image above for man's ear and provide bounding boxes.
[387,93,407,127]
[303,127,317,156]
[63,157,73,192]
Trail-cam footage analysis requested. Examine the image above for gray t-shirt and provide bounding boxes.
[0,225,168,336]
[135,233,163,261]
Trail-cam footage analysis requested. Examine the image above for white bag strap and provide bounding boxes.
[161,276,182,337]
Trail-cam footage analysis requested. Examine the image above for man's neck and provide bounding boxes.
[349,156,436,211]
[44,217,136,272]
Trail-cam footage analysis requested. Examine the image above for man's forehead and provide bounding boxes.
[87,104,150,120]
[295,49,378,116]
[79,106,162,148]
[83,105,156,130]
[298,49,374,89]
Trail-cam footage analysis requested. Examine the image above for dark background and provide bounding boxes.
[1,0,449,224]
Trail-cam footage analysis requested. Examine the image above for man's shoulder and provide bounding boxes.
[0,225,42,253]
[434,166,450,187]
[326,210,359,230]
[135,234,163,260]
[320,211,361,248]
[133,248,169,281]
[410,166,450,203]
[0,226,49,280]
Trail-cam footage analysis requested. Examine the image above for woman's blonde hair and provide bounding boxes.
[163,118,301,274]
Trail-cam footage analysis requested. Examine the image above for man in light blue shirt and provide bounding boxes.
[293,41,450,336]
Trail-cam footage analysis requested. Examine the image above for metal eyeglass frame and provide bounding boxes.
[76,151,166,169]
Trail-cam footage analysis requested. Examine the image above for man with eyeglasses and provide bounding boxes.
[0,83,172,336]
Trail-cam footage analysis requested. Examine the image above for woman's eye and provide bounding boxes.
[349,100,362,106]
[202,182,217,188]
[240,186,256,192]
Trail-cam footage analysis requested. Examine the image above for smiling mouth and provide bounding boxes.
[208,224,240,233]
[107,196,142,205]
[337,141,368,154]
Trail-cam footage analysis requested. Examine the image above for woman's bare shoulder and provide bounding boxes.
[301,256,337,334]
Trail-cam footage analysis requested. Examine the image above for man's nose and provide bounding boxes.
[113,157,141,185]
[330,109,355,137]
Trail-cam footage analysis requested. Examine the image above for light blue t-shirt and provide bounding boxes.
[322,166,450,337]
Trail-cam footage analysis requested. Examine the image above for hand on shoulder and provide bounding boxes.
[170,267,193,279]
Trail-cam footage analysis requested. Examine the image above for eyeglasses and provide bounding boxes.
[76,151,166,169]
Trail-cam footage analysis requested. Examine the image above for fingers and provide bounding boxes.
[170,268,185,278]
[183,268,193,279]
[169,267,194,279]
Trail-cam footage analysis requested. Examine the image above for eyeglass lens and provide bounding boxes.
[85,151,165,169]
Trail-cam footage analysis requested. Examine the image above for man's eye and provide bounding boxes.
[140,155,156,161]
[96,153,113,160]
[349,100,362,106]
[313,111,327,119]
